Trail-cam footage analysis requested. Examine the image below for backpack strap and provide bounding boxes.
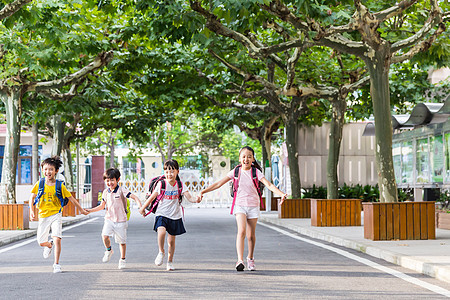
[175,175,184,218]
[34,178,46,206]
[55,180,67,213]
[230,165,241,215]
[118,186,128,214]
[176,175,183,203]
[251,166,264,210]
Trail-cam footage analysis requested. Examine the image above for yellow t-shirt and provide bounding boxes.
[31,180,72,218]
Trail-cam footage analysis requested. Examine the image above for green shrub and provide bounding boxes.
[302,184,327,199]
[397,187,413,202]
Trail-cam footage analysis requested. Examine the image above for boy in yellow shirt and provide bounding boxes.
[29,156,88,273]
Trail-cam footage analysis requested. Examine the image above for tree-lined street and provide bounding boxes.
[2,209,450,299]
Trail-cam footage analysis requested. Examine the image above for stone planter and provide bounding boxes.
[0,204,30,230]
[278,198,311,218]
[363,202,435,241]
[311,199,362,227]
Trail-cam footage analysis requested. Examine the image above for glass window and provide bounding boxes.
[416,138,430,183]
[20,158,32,184]
[430,135,444,183]
[445,132,450,183]
[401,141,413,184]
[19,145,32,156]
[0,145,42,184]
[393,142,402,183]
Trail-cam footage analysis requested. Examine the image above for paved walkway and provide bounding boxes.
[258,212,450,284]
[0,215,88,247]
[2,211,450,284]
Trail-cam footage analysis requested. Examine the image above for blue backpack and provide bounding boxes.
[34,178,70,212]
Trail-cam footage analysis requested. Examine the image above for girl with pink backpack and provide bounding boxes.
[199,146,288,271]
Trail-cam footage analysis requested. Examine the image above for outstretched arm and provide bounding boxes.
[260,177,288,204]
[200,176,231,196]
[139,191,159,215]
[68,196,89,215]
[86,201,105,213]
[129,194,142,208]
[29,193,37,220]
[183,191,201,203]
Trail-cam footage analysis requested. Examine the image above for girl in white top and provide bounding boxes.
[139,159,200,271]
[199,146,288,271]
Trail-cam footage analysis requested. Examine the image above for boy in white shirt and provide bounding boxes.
[87,168,142,269]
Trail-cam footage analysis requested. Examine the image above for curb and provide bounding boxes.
[259,216,450,284]
[0,215,89,247]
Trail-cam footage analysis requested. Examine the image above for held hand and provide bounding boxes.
[280,193,288,205]
[82,209,89,215]
[196,195,202,203]
[138,207,145,216]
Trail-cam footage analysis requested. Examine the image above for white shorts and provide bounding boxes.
[37,213,62,244]
[234,206,260,219]
[102,219,128,244]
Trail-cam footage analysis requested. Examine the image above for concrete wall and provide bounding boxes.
[298,122,377,189]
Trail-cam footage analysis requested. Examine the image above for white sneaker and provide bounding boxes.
[43,241,53,259]
[53,264,62,273]
[166,261,175,271]
[118,259,126,269]
[154,252,164,266]
[102,249,113,263]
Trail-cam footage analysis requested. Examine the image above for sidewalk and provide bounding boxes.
[0,214,88,247]
[259,212,450,284]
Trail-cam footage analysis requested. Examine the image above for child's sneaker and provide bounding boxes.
[53,263,62,273]
[102,249,113,263]
[154,252,164,266]
[118,259,126,269]
[247,257,256,271]
[166,261,175,271]
[235,260,245,272]
[43,241,53,259]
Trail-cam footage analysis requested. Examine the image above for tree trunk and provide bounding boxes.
[62,144,74,191]
[109,143,115,168]
[260,133,269,168]
[32,121,40,184]
[284,115,301,198]
[51,115,64,156]
[327,97,346,199]
[0,88,22,204]
[366,45,398,203]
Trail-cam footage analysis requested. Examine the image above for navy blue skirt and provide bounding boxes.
[153,216,186,236]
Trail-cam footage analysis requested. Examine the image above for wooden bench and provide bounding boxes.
[0,204,30,230]
[363,202,435,240]
[311,199,362,226]
[278,198,311,218]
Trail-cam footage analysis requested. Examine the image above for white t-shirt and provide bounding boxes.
[102,185,131,223]
[227,167,264,207]
[155,179,186,220]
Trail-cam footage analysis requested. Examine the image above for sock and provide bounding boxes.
[106,247,111,251]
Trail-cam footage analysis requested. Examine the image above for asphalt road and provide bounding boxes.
[2,208,450,299]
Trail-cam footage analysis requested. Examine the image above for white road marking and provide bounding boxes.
[259,222,450,298]
[0,217,99,254]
